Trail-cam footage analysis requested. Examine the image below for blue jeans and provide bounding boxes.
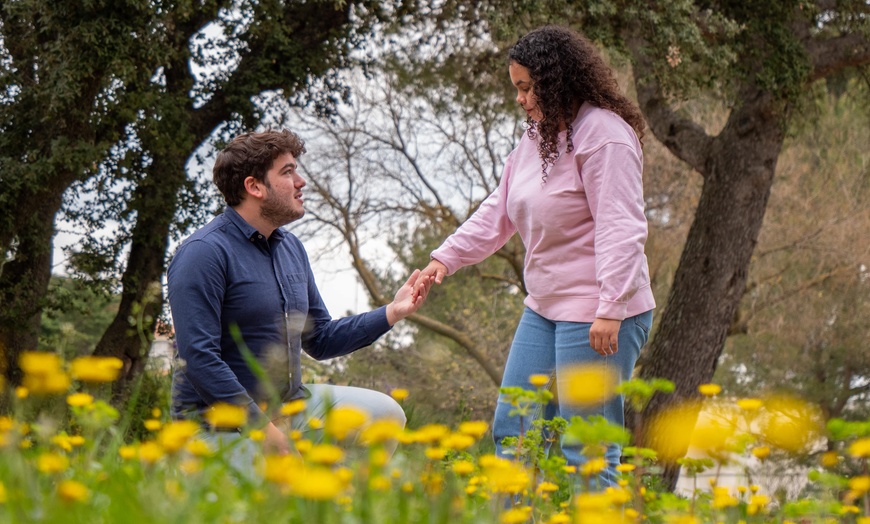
[202,384,406,477]
[493,308,652,488]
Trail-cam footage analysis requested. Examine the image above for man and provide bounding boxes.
[168,129,429,459]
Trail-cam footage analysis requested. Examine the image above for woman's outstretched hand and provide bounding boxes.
[412,259,448,302]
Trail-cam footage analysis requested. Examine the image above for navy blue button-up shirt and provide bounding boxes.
[168,206,390,426]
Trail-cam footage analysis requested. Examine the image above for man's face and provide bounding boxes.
[260,152,306,227]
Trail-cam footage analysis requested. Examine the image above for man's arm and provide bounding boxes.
[168,240,270,427]
[302,269,430,360]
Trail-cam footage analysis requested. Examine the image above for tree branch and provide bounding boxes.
[807,32,870,82]
[625,37,715,175]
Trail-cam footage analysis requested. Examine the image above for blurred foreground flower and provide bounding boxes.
[158,420,200,453]
[849,438,870,458]
[758,395,824,453]
[458,420,488,438]
[280,399,306,417]
[325,406,367,440]
[66,393,94,407]
[646,402,700,462]
[70,356,123,383]
[19,352,70,395]
[560,363,616,407]
[57,480,89,503]
[205,403,247,430]
[698,383,721,397]
[359,419,404,445]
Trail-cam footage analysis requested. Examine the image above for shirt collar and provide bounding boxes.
[223,206,286,243]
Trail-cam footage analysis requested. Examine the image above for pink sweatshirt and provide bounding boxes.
[431,103,655,322]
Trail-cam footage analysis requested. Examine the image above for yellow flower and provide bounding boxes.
[547,513,571,524]
[536,481,559,493]
[451,460,475,475]
[425,447,446,460]
[157,420,200,453]
[480,456,531,495]
[737,398,763,411]
[280,399,306,417]
[290,467,344,500]
[849,476,870,493]
[70,356,124,383]
[15,386,28,399]
[144,419,162,431]
[307,417,324,430]
[411,423,450,444]
[529,374,550,387]
[359,419,404,445]
[306,444,345,465]
[575,492,614,511]
[51,434,73,452]
[151,408,161,418]
[458,420,488,438]
[748,494,769,515]
[185,439,213,457]
[118,445,137,460]
[759,396,823,453]
[616,463,636,473]
[262,454,303,485]
[20,351,63,374]
[698,383,721,397]
[138,441,164,464]
[690,415,738,456]
[68,435,85,447]
[295,439,313,454]
[37,452,69,474]
[0,482,6,504]
[204,403,247,430]
[820,451,839,468]
[57,480,89,503]
[560,363,617,407]
[500,507,532,524]
[325,406,368,440]
[646,402,700,462]
[20,351,71,395]
[751,446,771,460]
[580,457,607,476]
[712,487,738,509]
[390,388,409,401]
[849,438,870,458]
[248,429,265,442]
[370,448,389,467]
[180,458,202,475]
[441,432,475,450]
[369,475,391,491]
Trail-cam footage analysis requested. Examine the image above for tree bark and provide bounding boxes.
[631,85,788,489]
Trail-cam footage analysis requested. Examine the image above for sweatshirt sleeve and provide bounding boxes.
[430,152,518,274]
[580,141,649,320]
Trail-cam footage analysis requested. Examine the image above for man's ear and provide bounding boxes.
[243,176,266,200]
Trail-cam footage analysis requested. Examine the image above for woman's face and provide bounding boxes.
[509,61,543,122]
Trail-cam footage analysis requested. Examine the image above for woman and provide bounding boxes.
[416,25,655,486]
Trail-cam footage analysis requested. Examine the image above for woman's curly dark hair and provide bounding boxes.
[508,25,646,181]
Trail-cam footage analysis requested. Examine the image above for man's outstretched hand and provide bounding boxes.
[386,269,432,325]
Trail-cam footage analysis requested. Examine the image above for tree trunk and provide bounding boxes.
[0,193,60,386]
[92,47,196,397]
[91,160,183,395]
[633,87,788,489]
